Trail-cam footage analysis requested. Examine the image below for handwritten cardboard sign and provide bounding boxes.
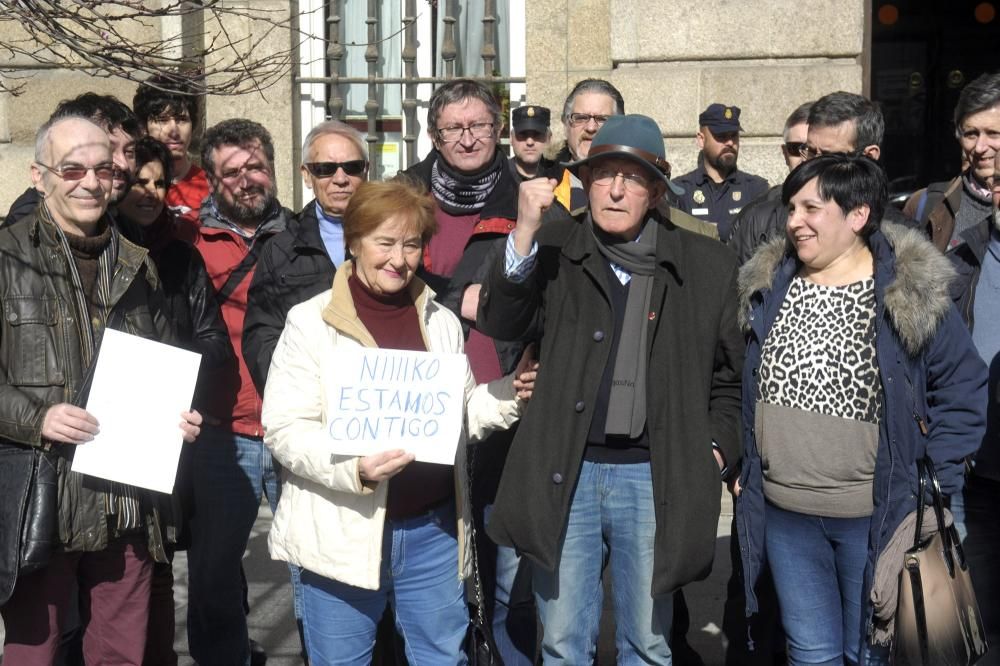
[323,348,466,465]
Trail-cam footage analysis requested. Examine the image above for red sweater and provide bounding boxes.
[195,224,273,436]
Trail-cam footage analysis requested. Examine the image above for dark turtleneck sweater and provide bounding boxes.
[65,222,113,322]
[348,272,454,520]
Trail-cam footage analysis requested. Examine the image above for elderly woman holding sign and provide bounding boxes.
[261,179,528,665]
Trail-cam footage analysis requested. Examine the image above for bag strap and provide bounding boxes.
[914,457,957,574]
[215,240,264,307]
[466,441,489,615]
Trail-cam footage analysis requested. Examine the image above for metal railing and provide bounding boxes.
[294,0,525,172]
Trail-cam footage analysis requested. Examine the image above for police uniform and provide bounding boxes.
[508,104,559,184]
[675,103,770,241]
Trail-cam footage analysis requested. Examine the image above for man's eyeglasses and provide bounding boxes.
[304,160,368,178]
[590,166,652,193]
[436,122,495,143]
[783,142,807,156]
[36,162,115,182]
[567,113,610,128]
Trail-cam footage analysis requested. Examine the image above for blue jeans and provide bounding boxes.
[533,460,672,665]
[186,425,303,665]
[765,503,889,666]
[301,503,469,666]
[484,505,535,666]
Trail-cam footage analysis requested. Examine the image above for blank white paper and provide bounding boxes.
[72,328,201,493]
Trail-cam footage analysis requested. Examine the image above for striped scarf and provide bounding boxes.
[429,149,505,215]
[40,203,143,532]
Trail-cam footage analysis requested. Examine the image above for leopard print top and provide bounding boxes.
[758,276,882,424]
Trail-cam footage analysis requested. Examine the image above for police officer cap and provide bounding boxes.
[511,105,551,133]
[698,103,743,134]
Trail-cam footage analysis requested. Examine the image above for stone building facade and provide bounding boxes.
[1,1,866,216]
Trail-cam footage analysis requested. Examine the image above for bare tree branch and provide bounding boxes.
[0,0,325,97]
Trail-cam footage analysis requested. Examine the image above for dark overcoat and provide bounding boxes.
[476,210,744,596]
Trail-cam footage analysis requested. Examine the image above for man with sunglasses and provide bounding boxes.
[728,92,917,264]
[241,120,366,666]
[674,103,770,242]
[4,93,140,225]
[243,119,368,393]
[0,115,202,663]
[727,101,813,264]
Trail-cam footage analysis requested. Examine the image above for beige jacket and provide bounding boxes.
[262,263,521,590]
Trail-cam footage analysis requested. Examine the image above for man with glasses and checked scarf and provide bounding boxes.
[398,78,539,666]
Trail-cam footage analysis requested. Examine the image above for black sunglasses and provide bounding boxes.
[783,141,807,156]
[304,160,368,178]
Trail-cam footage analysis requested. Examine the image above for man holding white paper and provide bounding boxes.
[0,115,201,664]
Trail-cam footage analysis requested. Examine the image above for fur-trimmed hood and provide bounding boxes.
[737,222,956,356]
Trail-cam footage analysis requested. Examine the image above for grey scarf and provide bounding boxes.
[589,215,659,438]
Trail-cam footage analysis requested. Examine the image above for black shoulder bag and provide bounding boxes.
[0,306,123,605]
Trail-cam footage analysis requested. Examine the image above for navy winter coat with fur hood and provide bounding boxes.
[734,223,987,643]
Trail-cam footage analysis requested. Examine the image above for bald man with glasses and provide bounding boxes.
[0,115,201,664]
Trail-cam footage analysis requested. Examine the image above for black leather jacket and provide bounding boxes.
[242,201,336,393]
[0,210,177,560]
[119,217,233,409]
[727,185,784,265]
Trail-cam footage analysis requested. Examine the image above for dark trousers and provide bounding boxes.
[143,558,178,666]
[1,539,152,665]
[962,475,1000,649]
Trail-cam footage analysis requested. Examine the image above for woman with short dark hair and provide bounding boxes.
[117,135,231,664]
[736,154,987,665]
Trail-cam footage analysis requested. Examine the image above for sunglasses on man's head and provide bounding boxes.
[304,160,368,178]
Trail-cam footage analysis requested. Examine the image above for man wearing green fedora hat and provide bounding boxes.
[477,114,744,664]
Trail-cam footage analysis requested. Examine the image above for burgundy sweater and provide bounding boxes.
[348,273,454,519]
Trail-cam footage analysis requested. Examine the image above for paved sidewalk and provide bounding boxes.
[1,493,737,665]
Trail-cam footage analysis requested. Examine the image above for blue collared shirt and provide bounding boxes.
[315,202,346,267]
